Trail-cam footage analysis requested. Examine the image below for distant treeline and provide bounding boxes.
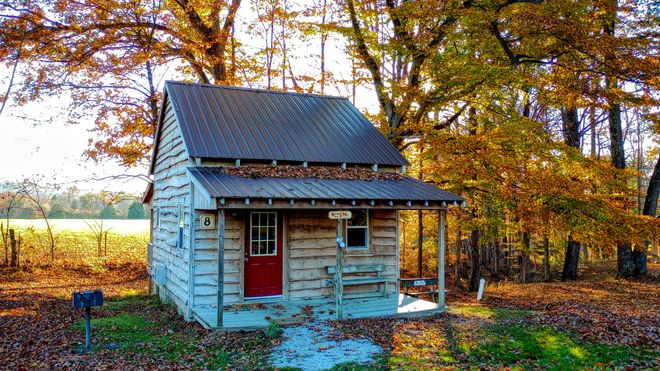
[1,186,147,220]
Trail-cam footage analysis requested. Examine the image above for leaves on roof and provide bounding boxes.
[223,165,403,181]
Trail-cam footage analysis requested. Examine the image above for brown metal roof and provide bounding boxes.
[188,167,463,206]
[165,81,410,166]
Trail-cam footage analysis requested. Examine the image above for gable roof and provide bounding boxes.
[163,81,409,166]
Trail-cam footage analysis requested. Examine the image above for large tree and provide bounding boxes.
[0,0,242,166]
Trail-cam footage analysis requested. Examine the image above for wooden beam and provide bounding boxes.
[219,199,449,210]
[217,209,225,328]
[438,209,446,308]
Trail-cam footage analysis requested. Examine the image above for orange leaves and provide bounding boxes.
[224,164,403,181]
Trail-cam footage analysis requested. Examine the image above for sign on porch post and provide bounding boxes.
[329,210,351,320]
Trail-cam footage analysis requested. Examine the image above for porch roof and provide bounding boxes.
[188,167,463,208]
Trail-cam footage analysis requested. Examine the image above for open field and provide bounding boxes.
[5,219,149,234]
[0,263,658,370]
[1,219,148,267]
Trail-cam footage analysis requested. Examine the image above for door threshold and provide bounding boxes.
[244,295,284,302]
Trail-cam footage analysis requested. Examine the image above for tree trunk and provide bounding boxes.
[455,224,462,287]
[417,210,423,277]
[560,106,583,279]
[1,223,7,267]
[468,230,480,292]
[520,232,530,283]
[491,236,499,280]
[617,244,635,278]
[632,250,647,278]
[604,0,637,278]
[643,154,660,217]
[401,220,406,273]
[417,146,424,277]
[635,154,660,277]
[543,236,551,281]
[561,236,580,280]
[9,229,17,268]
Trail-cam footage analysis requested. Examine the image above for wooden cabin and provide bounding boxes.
[143,81,463,329]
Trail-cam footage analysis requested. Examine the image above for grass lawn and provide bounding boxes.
[1,263,658,369]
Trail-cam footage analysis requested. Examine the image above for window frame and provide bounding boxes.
[177,203,184,249]
[249,211,278,256]
[345,209,369,251]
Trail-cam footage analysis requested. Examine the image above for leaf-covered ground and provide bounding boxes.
[1,263,658,370]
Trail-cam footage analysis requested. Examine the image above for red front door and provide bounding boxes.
[244,212,283,298]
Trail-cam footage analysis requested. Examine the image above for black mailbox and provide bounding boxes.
[73,290,104,308]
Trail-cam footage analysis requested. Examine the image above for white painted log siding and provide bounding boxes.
[287,209,398,298]
[193,213,243,307]
[150,98,193,316]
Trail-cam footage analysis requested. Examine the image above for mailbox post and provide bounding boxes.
[72,290,103,349]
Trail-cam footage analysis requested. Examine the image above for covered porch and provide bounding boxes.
[193,293,442,329]
[187,167,464,329]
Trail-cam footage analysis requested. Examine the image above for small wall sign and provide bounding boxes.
[199,214,216,229]
[329,210,352,219]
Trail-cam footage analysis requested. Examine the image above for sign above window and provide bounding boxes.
[329,210,352,220]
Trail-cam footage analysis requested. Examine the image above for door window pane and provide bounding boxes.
[251,242,259,255]
[250,212,278,256]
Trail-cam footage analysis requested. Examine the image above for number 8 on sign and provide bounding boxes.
[200,214,215,230]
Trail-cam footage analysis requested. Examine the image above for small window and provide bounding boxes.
[346,210,368,250]
[250,212,277,256]
[177,203,184,249]
[154,207,161,228]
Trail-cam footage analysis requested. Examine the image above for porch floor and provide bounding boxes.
[192,294,443,329]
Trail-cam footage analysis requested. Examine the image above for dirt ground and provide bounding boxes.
[1,262,658,369]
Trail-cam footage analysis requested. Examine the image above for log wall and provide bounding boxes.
[150,97,193,317]
[286,209,399,298]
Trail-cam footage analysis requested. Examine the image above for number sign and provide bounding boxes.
[328,210,352,220]
[200,214,216,230]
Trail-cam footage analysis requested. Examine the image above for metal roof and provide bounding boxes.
[188,167,463,205]
[165,81,409,166]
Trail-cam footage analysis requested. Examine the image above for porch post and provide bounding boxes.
[335,219,344,320]
[438,209,446,308]
[216,208,225,328]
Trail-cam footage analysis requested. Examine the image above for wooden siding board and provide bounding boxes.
[150,96,194,319]
[286,209,398,299]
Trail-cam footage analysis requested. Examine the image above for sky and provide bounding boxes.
[1,98,149,194]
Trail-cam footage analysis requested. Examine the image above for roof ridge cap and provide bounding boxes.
[165,80,348,100]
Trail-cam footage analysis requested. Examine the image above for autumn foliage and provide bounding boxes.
[0,0,658,279]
